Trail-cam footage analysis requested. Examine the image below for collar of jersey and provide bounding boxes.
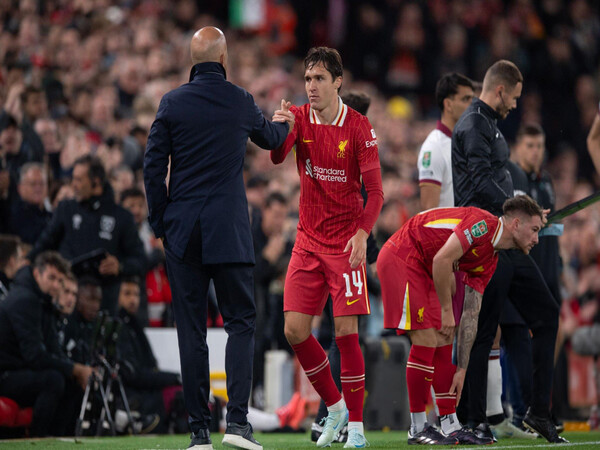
[310,96,348,127]
[492,217,504,248]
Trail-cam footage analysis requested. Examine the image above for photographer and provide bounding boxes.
[0,251,94,436]
[29,155,145,314]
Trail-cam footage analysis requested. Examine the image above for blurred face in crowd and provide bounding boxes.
[118,281,140,315]
[34,265,63,298]
[305,62,342,113]
[122,195,147,226]
[496,82,522,119]
[3,246,23,280]
[18,167,47,207]
[0,125,22,155]
[77,284,102,322]
[447,85,474,123]
[110,169,134,199]
[71,163,95,202]
[34,119,60,154]
[58,277,78,315]
[509,214,543,255]
[23,92,47,121]
[516,134,545,174]
[262,200,288,236]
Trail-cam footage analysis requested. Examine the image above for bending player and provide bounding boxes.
[377,195,544,445]
[271,47,383,448]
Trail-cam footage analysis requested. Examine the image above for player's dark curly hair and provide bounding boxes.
[304,47,343,85]
[503,195,543,221]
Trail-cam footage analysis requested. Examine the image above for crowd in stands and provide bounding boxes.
[1,0,600,437]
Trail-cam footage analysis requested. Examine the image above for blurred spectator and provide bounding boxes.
[55,271,78,356]
[109,165,134,204]
[34,118,62,180]
[0,251,94,436]
[116,276,181,434]
[0,234,21,300]
[29,155,145,314]
[4,163,51,245]
[63,276,102,364]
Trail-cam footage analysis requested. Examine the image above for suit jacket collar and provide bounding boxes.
[189,62,227,82]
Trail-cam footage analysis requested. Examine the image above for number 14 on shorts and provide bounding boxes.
[343,270,363,297]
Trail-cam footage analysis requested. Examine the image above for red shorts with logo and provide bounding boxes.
[377,243,441,331]
[284,247,371,317]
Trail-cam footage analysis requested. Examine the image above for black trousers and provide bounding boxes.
[457,250,559,425]
[0,368,81,436]
[165,230,256,434]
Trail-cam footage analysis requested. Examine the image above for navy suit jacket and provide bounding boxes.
[144,62,288,263]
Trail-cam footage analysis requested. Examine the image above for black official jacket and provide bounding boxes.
[29,184,144,277]
[0,266,73,377]
[452,98,513,216]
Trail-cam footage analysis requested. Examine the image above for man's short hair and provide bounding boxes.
[20,86,43,105]
[502,195,543,221]
[435,73,474,111]
[483,60,523,91]
[34,251,71,275]
[516,123,545,141]
[265,191,287,209]
[341,91,370,115]
[63,271,77,284]
[120,275,140,286]
[120,187,145,204]
[19,162,46,184]
[73,154,106,185]
[78,275,101,291]
[304,47,343,83]
[0,235,21,270]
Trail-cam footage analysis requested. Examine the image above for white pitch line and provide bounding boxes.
[465,441,600,450]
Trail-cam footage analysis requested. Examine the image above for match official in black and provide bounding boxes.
[144,27,292,450]
[452,60,564,443]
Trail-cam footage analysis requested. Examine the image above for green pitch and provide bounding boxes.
[2,431,600,449]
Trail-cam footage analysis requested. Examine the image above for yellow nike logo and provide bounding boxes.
[303,138,314,143]
[346,298,360,306]
[472,248,479,257]
[425,377,433,382]
[351,387,363,393]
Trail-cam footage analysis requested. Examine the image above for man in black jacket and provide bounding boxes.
[0,251,94,436]
[0,234,21,300]
[452,60,563,443]
[30,155,145,314]
[144,26,291,450]
[116,276,181,434]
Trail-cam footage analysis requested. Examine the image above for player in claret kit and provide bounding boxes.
[270,47,383,448]
[377,195,544,445]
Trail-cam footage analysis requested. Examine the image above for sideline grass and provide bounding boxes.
[2,431,600,449]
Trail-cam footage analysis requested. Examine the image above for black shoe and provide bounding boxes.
[473,423,497,443]
[222,422,262,450]
[311,418,325,442]
[135,413,160,434]
[551,413,565,434]
[408,423,459,445]
[189,428,212,449]
[523,412,569,443]
[447,427,494,445]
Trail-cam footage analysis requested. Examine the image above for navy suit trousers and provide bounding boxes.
[164,228,255,433]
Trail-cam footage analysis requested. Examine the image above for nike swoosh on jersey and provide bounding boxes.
[302,138,314,143]
[346,298,360,306]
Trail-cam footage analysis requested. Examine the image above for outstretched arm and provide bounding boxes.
[450,285,483,403]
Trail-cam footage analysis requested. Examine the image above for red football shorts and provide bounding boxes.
[284,247,371,317]
[377,243,441,331]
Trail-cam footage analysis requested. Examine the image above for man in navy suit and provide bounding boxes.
[143,27,292,450]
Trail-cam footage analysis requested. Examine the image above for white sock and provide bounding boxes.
[410,412,427,434]
[439,413,461,435]
[347,421,363,433]
[486,349,504,417]
[328,398,346,413]
[247,406,280,432]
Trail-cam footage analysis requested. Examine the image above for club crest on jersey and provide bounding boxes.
[337,140,348,158]
[305,159,313,178]
[471,220,488,238]
[422,151,431,168]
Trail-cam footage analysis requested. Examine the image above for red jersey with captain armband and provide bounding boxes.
[385,207,502,294]
[271,98,381,253]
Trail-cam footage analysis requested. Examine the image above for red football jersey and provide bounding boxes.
[384,207,502,293]
[272,97,381,253]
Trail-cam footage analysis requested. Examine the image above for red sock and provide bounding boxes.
[432,344,457,416]
[292,335,342,407]
[406,345,436,413]
[336,333,364,422]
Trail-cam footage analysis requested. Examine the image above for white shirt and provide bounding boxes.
[417,120,454,207]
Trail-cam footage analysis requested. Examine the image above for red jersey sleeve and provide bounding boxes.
[271,105,300,164]
[355,116,380,173]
